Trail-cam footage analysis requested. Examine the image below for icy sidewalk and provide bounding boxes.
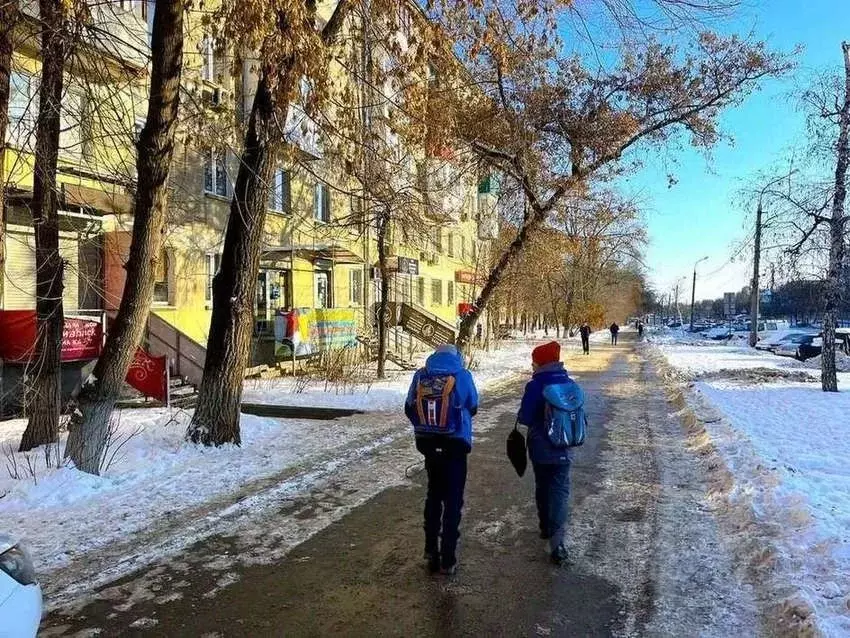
[0,338,550,606]
[647,331,850,636]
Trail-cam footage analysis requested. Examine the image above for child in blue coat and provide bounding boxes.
[517,341,574,565]
[405,344,479,574]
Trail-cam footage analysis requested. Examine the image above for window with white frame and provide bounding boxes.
[59,88,93,160]
[416,276,425,305]
[447,281,454,305]
[434,226,443,253]
[447,232,455,258]
[460,235,466,261]
[314,183,331,222]
[201,36,215,82]
[205,252,221,303]
[204,149,229,197]
[7,72,35,147]
[431,279,442,305]
[349,269,363,305]
[268,168,290,213]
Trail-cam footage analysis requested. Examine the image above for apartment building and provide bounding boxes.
[1,0,497,389]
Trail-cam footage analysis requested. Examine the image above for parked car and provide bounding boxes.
[0,533,41,637]
[756,329,816,352]
[667,321,682,328]
[775,333,818,360]
[704,325,733,340]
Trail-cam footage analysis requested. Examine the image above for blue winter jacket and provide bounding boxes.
[517,361,575,464]
[405,347,479,453]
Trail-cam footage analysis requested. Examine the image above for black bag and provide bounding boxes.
[506,420,527,477]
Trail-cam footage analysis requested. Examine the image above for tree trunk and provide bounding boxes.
[457,213,547,351]
[376,208,390,378]
[187,73,285,445]
[65,0,184,473]
[0,0,18,304]
[822,42,850,393]
[19,0,67,452]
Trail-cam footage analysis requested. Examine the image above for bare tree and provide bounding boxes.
[0,0,20,304]
[64,0,185,474]
[18,0,71,451]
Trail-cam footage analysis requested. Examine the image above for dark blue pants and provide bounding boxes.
[532,462,571,552]
[424,452,467,568]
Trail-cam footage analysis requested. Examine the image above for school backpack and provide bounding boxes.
[542,380,587,448]
[411,373,461,436]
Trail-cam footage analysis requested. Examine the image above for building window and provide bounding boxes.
[431,279,442,305]
[447,232,454,258]
[447,281,454,305]
[416,276,425,305]
[153,249,170,304]
[460,235,466,261]
[205,252,221,303]
[201,35,214,83]
[204,149,229,197]
[349,269,363,305]
[434,227,443,253]
[472,240,478,262]
[315,183,331,222]
[7,72,35,147]
[315,271,331,308]
[268,168,290,214]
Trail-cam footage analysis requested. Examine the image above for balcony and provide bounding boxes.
[21,1,150,69]
[284,103,322,159]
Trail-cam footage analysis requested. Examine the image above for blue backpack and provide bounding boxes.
[542,381,587,448]
[411,373,461,436]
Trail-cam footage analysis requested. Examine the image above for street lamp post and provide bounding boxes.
[690,256,709,332]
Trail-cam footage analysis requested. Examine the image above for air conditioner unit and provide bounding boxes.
[211,86,231,108]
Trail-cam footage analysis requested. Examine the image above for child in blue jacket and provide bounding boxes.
[405,344,479,574]
[517,341,573,565]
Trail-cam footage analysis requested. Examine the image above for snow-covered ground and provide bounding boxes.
[647,328,850,636]
[242,337,556,411]
[0,338,547,603]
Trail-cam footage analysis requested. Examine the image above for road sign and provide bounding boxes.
[723,292,735,318]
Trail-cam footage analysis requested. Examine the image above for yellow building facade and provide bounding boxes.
[1,1,497,374]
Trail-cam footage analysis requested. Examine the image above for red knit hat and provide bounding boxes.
[532,341,561,366]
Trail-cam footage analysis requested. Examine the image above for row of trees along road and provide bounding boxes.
[745,43,850,392]
[1,0,791,472]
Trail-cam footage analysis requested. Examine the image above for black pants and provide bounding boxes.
[423,451,467,569]
[611,333,618,345]
[581,336,590,354]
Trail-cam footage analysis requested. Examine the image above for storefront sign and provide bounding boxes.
[397,256,419,276]
[0,311,103,362]
[126,348,168,403]
[454,270,484,285]
[457,302,476,317]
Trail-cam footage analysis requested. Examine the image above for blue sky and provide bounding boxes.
[617,0,850,301]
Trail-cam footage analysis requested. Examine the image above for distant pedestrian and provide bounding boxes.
[609,322,620,345]
[579,322,591,355]
[405,344,479,575]
[637,321,644,338]
[517,341,587,566]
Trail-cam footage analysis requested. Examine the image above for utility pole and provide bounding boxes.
[749,170,796,347]
[690,256,709,331]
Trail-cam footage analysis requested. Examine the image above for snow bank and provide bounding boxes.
[802,351,850,373]
[649,335,850,636]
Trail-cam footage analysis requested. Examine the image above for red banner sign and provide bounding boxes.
[126,348,168,403]
[0,311,103,362]
[454,270,483,285]
[458,302,476,317]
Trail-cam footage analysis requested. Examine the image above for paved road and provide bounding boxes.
[43,336,757,637]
